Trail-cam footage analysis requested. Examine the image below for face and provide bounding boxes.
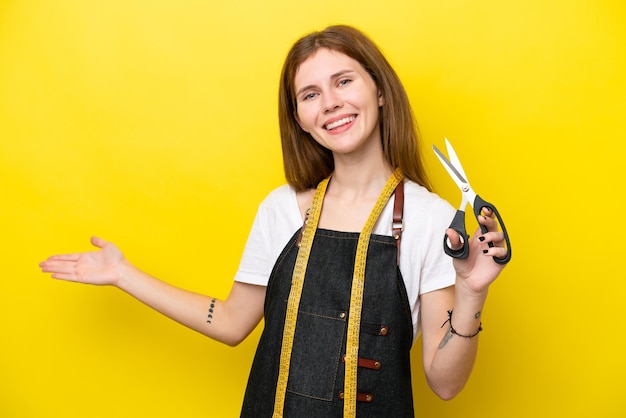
[293,48,384,158]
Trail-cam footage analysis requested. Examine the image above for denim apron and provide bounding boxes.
[241,195,414,417]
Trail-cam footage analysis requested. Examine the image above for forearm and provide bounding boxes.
[116,261,262,346]
[423,285,487,400]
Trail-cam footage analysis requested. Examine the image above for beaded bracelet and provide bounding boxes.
[441,309,483,338]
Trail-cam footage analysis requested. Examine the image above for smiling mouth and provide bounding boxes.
[324,116,356,130]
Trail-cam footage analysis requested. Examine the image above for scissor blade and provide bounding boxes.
[432,144,468,185]
[444,138,469,181]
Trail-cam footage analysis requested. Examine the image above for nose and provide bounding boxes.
[322,90,342,113]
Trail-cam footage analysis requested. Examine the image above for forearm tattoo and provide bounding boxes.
[438,311,482,349]
[206,298,216,324]
[438,327,454,349]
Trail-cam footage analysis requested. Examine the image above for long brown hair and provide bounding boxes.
[279,25,432,192]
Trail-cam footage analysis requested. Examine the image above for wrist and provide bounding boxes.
[115,259,139,290]
[455,275,489,304]
[451,283,487,337]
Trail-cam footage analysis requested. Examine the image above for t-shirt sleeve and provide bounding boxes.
[234,186,301,287]
[385,183,458,339]
[233,200,274,286]
[418,197,457,295]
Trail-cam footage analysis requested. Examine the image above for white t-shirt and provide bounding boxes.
[234,180,457,338]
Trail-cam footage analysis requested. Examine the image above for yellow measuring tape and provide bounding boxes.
[272,168,404,418]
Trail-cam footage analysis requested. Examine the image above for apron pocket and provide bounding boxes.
[286,305,347,401]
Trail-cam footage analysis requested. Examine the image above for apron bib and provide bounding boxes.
[241,171,415,417]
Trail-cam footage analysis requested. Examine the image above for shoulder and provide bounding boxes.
[253,183,303,238]
[375,180,453,236]
[255,184,299,222]
[235,184,302,286]
[259,184,297,209]
[259,183,314,223]
[403,180,455,223]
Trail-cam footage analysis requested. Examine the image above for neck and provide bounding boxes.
[328,155,393,200]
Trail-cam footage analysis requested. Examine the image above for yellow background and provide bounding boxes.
[1,1,624,417]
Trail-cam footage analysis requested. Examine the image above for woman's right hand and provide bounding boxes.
[39,236,125,286]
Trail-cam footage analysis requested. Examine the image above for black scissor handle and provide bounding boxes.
[443,196,512,265]
[443,210,470,259]
[473,195,512,265]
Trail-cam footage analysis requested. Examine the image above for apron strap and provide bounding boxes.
[298,179,405,262]
[392,179,404,265]
[296,209,309,247]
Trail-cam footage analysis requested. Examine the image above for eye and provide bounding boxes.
[338,78,352,87]
[300,91,318,102]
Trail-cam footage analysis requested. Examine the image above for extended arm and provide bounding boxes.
[39,236,265,346]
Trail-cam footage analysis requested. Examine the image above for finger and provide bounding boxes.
[478,231,505,246]
[40,259,71,268]
[40,260,77,274]
[50,273,80,282]
[481,206,493,217]
[477,213,500,233]
[90,236,108,249]
[40,254,80,263]
[446,228,464,250]
[481,245,509,259]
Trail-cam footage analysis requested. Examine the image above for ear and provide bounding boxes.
[294,110,309,133]
[378,91,384,107]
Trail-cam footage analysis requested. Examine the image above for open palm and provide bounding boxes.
[39,236,125,286]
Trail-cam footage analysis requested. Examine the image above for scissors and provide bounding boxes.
[432,138,511,265]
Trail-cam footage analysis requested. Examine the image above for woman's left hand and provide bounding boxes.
[446,207,508,295]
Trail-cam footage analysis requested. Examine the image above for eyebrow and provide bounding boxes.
[295,69,356,98]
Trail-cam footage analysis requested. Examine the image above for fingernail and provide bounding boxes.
[482,249,489,254]
[479,236,485,242]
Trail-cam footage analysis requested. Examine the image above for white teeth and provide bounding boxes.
[325,116,355,130]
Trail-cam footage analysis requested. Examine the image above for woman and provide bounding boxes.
[40,25,508,417]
